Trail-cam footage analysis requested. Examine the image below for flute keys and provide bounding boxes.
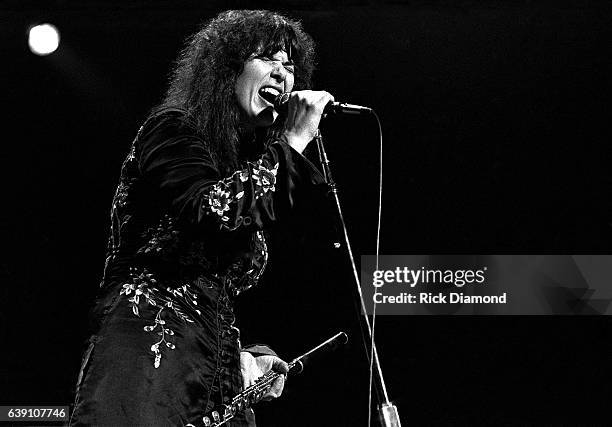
[202,416,211,426]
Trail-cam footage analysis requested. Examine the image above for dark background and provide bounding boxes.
[2,0,612,425]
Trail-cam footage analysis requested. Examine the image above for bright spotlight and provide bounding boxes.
[28,23,60,56]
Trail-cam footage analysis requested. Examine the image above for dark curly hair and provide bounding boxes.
[157,10,316,175]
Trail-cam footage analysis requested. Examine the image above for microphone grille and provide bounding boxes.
[274,92,291,110]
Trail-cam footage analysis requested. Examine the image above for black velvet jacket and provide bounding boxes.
[70,109,325,426]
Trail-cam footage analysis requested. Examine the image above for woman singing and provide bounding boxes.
[70,9,333,426]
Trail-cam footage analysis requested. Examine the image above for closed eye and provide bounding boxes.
[256,55,295,74]
[283,63,295,74]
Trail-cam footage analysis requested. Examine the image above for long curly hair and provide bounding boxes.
[157,10,316,175]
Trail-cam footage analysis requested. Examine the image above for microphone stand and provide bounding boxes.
[314,129,401,427]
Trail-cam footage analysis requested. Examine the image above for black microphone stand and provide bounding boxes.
[313,128,401,427]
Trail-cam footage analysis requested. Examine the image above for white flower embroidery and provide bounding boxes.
[202,161,278,227]
[120,268,199,368]
[208,186,232,216]
[252,161,279,198]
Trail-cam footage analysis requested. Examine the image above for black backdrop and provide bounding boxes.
[2,0,612,425]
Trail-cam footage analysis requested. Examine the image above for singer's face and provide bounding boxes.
[234,50,295,129]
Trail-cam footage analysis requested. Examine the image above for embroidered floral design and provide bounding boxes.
[114,181,129,210]
[208,187,234,219]
[120,269,157,316]
[102,142,139,283]
[205,168,246,223]
[249,230,268,284]
[252,160,279,198]
[146,307,174,368]
[203,160,279,227]
[165,285,200,323]
[120,268,201,368]
[225,231,268,296]
[138,214,180,255]
[113,146,137,210]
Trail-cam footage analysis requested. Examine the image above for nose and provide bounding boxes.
[270,62,288,83]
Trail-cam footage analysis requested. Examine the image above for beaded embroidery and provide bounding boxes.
[104,122,276,368]
[102,143,138,283]
[120,267,201,368]
[138,214,180,255]
[205,161,279,228]
[252,159,278,198]
[225,231,268,296]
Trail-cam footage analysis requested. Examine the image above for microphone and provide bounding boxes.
[273,92,372,116]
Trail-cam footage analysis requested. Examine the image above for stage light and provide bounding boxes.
[28,24,60,56]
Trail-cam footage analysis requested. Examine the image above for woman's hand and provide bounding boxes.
[282,90,335,154]
[240,351,289,400]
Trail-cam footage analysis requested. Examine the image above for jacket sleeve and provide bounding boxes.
[136,111,326,232]
[240,344,278,357]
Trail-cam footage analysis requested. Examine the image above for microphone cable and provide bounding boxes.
[368,110,384,427]
[312,103,393,426]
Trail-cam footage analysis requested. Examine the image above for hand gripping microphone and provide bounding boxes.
[273,92,372,116]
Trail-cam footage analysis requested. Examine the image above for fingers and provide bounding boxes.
[262,373,286,401]
[251,354,288,374]
[240,352,290,400]
[262,356,288,400]
[282,90,335,153]
[287,90,334,116]
[247,355,288,401]
[271,356,289,374]
[240,351,263,390]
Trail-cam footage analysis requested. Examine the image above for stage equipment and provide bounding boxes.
[273,92,373,116]
[314,116,401,427]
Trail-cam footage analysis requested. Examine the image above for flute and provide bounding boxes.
[190,332,348,427]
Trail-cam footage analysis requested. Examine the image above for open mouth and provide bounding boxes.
[258,87,281,105]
